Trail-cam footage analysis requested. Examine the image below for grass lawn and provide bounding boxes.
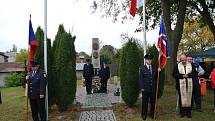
[1,84,215,121]
[113,85,215,121]
[0,86,31,121]
[0,86,80,121]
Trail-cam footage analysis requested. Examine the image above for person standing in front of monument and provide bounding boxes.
[99,62,110,93]
[139,54,158,120]
[83,58,94,94]
[172,54,198,118]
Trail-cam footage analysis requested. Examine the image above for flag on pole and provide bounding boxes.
[130,0,142,17]
[157,16,169,68]
[130,0,137,16]
[28,15,38,71]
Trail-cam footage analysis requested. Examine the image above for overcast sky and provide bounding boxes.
[0,0,158,54]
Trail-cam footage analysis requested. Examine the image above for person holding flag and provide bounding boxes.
[25,16,47,121]
[26,61,47,121]
[139,53,159,120]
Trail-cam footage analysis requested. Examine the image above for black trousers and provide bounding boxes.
[141,91,155,119]
[30,98,46,121]
[177,90,192,117]
[100,78,108,93]
[192,81,202,109]
[85,78,92,94]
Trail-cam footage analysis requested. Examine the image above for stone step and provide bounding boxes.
[81,93,112,109]
[79,110,116,121]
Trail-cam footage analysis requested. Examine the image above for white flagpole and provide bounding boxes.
[143,0,147,63]
[44,0,48,120]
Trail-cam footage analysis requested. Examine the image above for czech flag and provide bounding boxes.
[28,15,38,71]
[157,16,170,68]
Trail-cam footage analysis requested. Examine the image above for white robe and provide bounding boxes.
[178,62,193,107]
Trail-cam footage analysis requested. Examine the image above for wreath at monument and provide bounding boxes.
[92,43,99,50]
[93,52,99,59]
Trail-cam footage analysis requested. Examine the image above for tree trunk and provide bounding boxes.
[191,1,215,42]
[199,1,215,42]
[165,33,180,84]
[161,0,187,84]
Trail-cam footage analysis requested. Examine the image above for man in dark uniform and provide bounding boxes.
[187,55,204,112]
[83,58,94,94]
[172,54,197,118]
[26,61,47,121]
[99,62,110,93]
[139,54,158,120]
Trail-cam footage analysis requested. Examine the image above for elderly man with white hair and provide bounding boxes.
[172,54,198,118]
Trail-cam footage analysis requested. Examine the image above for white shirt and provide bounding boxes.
[146,64,151,70]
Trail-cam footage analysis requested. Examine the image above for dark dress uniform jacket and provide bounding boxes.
[139,64,157,94]
[99,66,110,80]
[28,69,47,99]
[83,64,94,79]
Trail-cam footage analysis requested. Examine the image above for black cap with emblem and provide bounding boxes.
[31,61,39,67]
[144,54,153,60]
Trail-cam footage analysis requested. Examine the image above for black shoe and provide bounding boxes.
[180,114,185,118]
[197,108,203,112]
[151,116,156,120]
[187,115,192,118]
[141,115,146,120]
[149,112,155,119]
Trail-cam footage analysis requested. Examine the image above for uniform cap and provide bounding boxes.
[31,61,39,67]
[144,54,153,59]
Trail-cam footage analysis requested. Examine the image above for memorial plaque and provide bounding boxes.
[92,38,100,68]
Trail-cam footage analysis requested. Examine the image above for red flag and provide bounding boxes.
[28,15,38,72]
[157,16,170,68]
[130,0,137,17]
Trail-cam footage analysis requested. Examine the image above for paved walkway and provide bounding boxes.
[77,83,120,121]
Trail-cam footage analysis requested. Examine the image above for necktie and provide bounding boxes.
[149,65,152,75]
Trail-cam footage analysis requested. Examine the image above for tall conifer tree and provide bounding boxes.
[54,25,77,111]
[120,39,141,107]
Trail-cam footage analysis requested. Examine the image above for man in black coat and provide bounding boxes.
[187,55,204,112]
[26,61,47,121]
[139,54,158,120]
[172,54,198,118]
[99,62,110,93]
[83,58,94,94]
